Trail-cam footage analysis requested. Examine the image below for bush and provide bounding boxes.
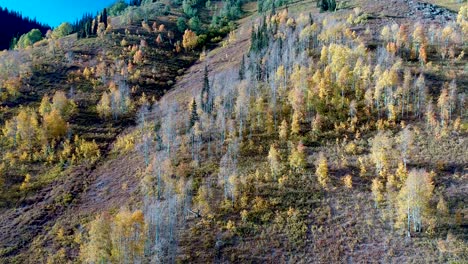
[16,29,43,49]
[52,22,73,39]
[108,0,128,16]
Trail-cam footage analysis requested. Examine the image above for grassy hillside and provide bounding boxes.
[0,0,467,263]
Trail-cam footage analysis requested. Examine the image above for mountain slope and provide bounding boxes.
[0,0,467,263]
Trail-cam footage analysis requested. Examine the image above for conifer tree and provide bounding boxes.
[189,98,199,128]
[201,65,212,113]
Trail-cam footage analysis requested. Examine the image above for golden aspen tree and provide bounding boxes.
[425,102,438,130]
[83,67,92,79]
[457,4,468,39]
[43,109,67,140]
[289,141,306,173]
[395,162,407,186]
[80,213,112,263]
[20,174,31,191]
[97,92,111,119]
[371,178,384,207]
[315,152,329,189]
[16,108,39,152]
[343,174,352,189]
[195,184,212,216]
[182,29,198,51]
[279,119,288,141]
[268,144,281,178]
[39,95,52,117]
[437,87,450,127]
[52,91,76,118]
[412,23,426,53]
[381,25,391,43]
[370,131,392,177]
[290,110,301,136]
[397,169,434,236]
[111,209,146,263]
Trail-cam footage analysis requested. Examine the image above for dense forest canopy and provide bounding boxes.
[0,6,50,50]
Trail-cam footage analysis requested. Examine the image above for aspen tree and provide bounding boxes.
[80,213,112,263]
[371,178,384,207]
[315,152,329,189]
[397,169,434,236]
[279,119,288,141]
[268,144,281,179]
[289,141,306,173]
[370,131,392,177]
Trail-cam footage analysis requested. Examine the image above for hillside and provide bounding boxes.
[0,0,467,263]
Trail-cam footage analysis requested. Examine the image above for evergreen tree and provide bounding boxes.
[201,65,212,113]
[189,98,199,128]
[239,55,245,80]
[102,8,108,28]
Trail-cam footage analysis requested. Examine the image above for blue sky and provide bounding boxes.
[0,0,119,27]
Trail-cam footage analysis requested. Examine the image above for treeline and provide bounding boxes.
[0,6,50,50]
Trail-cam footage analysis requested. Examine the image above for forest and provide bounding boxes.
[0,0,466,263]
[0,7,50,50]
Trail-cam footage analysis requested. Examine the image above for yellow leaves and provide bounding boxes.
[320,46,328,64]
[20,173,31,191]
[289,141,306,173]
[395,162,407,185]
[412,22,427,46]
[315,152,329,189]
[97,91,111,119]
[80,213,112,263]
[83,67,93,80]
[182,29,198,51]
[279,119,288,141]
[267,144,281,178]
[457,4,468,36]
[290,110,302,136]
[371,178,384,206]
[74,137,100,164]
[43,109,67,140]
[3,77,21,97]
[51,91,76,118]
[299,23,319,41]
[397,169,434,232]
[342,174,352,189]
[370,131,393,177]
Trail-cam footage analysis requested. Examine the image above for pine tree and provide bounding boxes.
[189,98,199,128]
[102,8,108,28]
[239,55,245,80]
[201,65,211,113]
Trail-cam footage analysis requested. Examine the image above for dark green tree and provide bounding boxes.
[102,8,108,28]
[177,17,187,33]
[190,98,199,128]
[201,65,212,113]
[239,55,245,80]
